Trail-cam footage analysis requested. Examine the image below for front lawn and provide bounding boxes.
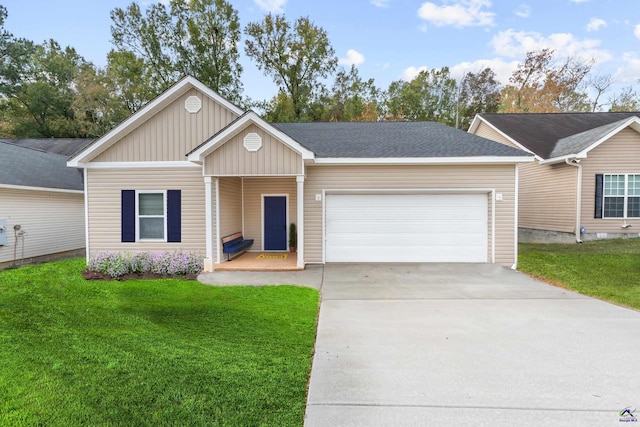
[0,258,319,426]
[518,238,640,309]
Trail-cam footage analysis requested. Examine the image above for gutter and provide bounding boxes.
[565,159,583,243]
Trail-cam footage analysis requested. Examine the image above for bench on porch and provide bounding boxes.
[221,232,254,261]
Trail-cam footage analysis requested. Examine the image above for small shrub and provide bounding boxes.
[88,250,203,278]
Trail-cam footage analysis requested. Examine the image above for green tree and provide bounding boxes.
[110,0,243,101]
[321,65,381,121]
[457,67,501,129]
[0,38,85,137]
[609,85,640,111]
[384,67,457,125]
[245,14,337,121]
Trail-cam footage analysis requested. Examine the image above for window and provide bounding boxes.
[603,174,640,218]
[137,191,166,240]
[121,189,181,243]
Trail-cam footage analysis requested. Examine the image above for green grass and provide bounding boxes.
[0,258,319,426]
[518,238,640,309]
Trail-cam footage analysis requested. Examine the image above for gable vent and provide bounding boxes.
[243,132,262,152]
[185,96,202,113]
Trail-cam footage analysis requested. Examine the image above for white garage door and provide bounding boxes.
[325,193,488,263]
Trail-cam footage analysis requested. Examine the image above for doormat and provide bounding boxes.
[256,253,289,260]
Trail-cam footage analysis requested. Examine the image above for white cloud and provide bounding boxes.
[339,49,365,67]
[370,0,390,7]
[450,58,519,85]
[570,0,589,3]
[491,29,612,64]
[254,0,286,13]
[615,53,640,83]
[401,66,428,81]
[634,24,640,39]
[514,4,530,18]
[417,0,495,28]
[586,18,606,32]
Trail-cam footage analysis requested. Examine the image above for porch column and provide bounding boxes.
[204,176,214,272]
[296,175,304,269]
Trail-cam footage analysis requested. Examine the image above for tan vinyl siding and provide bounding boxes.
[304,164,516,267]
[242,177,297,250]
[92,88,238,162]
[0,188,84,263]
[204,124,302,176]
[86,168,205,253]
[473,121,522,149]
[580,127,640,232]
[518,162,577,232]
[218,177,242,258]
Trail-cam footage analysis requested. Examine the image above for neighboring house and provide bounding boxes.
[0,139,92,268]
[469,112,640,243]
[67,76,533,270]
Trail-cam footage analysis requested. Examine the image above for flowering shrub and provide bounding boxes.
[88,250,203,278]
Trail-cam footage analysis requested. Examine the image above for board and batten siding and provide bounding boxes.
[92,88,238,162]
[0,188,85,264]
[304,164,517,267]
[86,168,206,254]
[580,127,640,232]
[204,124,302,176]
[518,162,577,232]
[242,177,297,251]
[217,177,242,259]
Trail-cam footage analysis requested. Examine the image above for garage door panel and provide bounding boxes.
[325,193,488,263]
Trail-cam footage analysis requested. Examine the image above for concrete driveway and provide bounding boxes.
[304,263,640,427]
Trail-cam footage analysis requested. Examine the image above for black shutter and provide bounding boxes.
[594,174,603,219]
[167,190,181,242]
[121,190,136,242]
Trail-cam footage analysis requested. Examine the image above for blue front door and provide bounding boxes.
[264,196,287,250]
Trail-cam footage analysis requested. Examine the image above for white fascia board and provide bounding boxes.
[539,153,588,165]
[0,183,84,194]
[469,116,542,161]
[75,161,201,169]
[187,111,315,161]
[68,76,244,167]
[312,156,535,165]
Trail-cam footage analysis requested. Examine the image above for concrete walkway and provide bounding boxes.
[304,263,640,427]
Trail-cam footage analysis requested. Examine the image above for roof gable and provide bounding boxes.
[68,76,244,167]
[478,112,640,159]
[187,111,315,162]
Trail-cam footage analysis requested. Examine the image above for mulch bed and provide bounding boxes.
[82,270,199,281]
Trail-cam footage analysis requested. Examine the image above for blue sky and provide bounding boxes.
[3,0,640,103]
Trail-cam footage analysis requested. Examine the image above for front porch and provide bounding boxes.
[214,251,301,271]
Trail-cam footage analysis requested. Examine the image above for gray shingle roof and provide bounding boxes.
[0,138,95,157]
[273,121,530,158]
[478,112,640,159]
[0,141,84,191]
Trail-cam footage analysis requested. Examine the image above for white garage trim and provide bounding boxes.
[322,188,495,263]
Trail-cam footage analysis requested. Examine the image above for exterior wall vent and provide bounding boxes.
[243,132,262,152]
[185,96,202,113]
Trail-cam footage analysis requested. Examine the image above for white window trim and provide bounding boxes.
[136,190,168,242]
[603,173,640,219]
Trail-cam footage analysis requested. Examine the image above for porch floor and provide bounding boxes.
[214,251,301,271]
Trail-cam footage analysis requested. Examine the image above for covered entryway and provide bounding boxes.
[325,193,488,263]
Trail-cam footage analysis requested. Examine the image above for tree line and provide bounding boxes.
[1,0,638,139]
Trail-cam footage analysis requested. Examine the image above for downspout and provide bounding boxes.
[565,159,583,243]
